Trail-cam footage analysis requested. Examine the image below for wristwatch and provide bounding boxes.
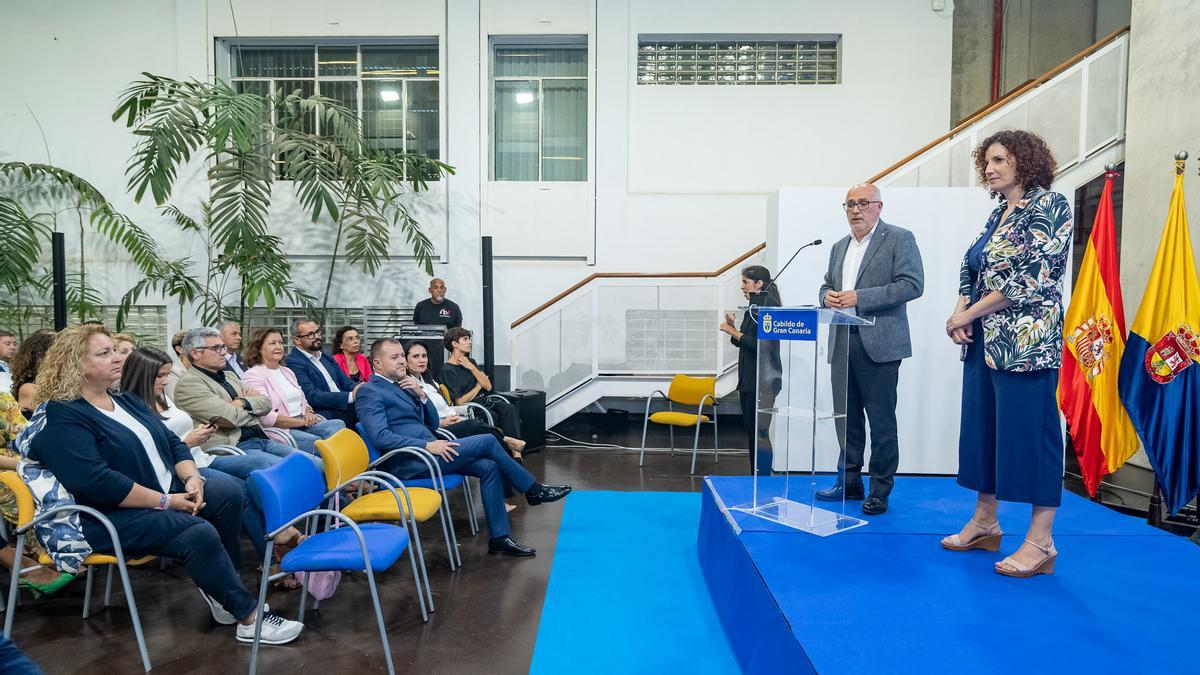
[183,474,207,485]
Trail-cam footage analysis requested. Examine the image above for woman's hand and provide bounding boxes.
[724,312,737,327]
[440,414,463,427]
[184,476,206,513]
[946,309,974,334]
[183,425,215,448]
[303,408,320,427]
[950,324,974,345]
[169,491,204,515]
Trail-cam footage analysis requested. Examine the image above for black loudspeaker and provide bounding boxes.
[503,389,546,452]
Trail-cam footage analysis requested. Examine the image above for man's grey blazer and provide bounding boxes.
[818,220,925,363]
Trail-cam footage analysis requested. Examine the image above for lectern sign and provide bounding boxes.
[757,308,818,341]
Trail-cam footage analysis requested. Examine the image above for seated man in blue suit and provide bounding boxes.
[357,338,571,556]
[285,318,362,426]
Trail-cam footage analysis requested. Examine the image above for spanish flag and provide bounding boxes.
[1118,163,1200,515]
[1059,169,1139,495]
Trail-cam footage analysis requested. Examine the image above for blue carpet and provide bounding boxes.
[700,476,1200,675]
[530,491,740,675]
[708,475,1175,537]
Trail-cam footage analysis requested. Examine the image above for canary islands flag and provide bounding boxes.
[1118,167,1200,515]
[1059,170,1139,496]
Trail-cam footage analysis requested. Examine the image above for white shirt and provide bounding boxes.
[304,350,353,401]
[839,222,878,315]
[267,368,306,417]
[421,381,454,419]
[224,353,245,377]
[93,398,174,492]
[160,395,214,469]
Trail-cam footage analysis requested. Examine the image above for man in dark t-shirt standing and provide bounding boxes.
[412,277,462,378]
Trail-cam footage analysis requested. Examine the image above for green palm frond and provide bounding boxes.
[275,127,345,223]
[116,257,203,330]
[0,196,50,291]
[115,74,208,204]
[208,147,273,248]
[0,162,110,209]
[91,205,165,274]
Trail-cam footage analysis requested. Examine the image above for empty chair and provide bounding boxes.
[638,374,720,474]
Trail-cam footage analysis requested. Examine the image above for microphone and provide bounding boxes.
[750,238,823,306]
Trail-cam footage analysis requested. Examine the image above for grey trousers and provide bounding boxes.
[832,330,901,498]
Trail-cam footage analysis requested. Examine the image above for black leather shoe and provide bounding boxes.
[525,483,572,506]
[488,536,536,556]
[861,495,889,515]
[814,483,865,502]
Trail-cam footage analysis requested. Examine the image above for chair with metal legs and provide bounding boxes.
[356,422,480,536]
[0,471,155,672]
[247,453,416,675]
[638,374,720,475]
[316,428,452,617]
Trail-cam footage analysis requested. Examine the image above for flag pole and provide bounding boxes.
[1147,483,1163,527]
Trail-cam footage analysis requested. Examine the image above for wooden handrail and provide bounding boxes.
[867,26,1130,184]
[510,243,767,328]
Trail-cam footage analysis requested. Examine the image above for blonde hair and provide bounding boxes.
[34,324,112,404]
[112,332,136,347]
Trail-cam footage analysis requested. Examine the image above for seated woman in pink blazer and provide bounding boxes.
[332,325,373,384]
[240,327,345,457]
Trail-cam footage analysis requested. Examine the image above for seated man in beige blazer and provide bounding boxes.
[174,327,314,466]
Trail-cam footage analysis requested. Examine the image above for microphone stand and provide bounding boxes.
[747,239,823,320]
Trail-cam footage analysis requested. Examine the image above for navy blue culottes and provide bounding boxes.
[956,321,1065,507]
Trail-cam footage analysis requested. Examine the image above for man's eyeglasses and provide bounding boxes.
[295,329,322,339]
[193,344,228,354]
[842,199,882,211]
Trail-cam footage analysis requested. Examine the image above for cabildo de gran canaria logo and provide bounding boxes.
[757,309,817,341]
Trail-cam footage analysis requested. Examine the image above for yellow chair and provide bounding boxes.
[638,375,720,475]
[314,429,457,619]
[1,471,156,671]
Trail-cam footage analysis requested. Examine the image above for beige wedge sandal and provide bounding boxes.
[995,539,1057,578]
[940,518,1004,552]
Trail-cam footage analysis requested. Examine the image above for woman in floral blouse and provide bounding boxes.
[1,391,76,595]
[940,130,1073,579]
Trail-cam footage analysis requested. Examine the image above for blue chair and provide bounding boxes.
[248,453,416,675]
[356,423,480,537]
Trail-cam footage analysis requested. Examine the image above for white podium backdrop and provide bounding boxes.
[765,187,1005,475]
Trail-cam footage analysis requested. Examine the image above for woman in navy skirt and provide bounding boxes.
[939,130,1073,578]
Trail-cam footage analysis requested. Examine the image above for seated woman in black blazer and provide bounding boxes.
[27,325,303,645]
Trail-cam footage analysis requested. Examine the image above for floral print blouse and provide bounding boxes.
[958,187,1074,372]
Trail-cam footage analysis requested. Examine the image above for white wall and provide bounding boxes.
[768,187,995,475]
[1,0,953,366]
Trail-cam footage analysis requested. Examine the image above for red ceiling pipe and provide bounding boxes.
[991,0,1004,101]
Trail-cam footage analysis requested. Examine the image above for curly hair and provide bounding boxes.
[972,129,1057,197]
[10,331,57,399]
[32,324,110,404]
[242,327,284,368]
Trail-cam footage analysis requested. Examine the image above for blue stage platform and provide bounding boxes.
[698,476,1199,675]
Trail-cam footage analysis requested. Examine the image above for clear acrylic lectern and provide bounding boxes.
[728,306,875,536]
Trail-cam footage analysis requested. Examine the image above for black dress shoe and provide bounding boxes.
[525,483,572,506]
[488,536,536,556]
[814,483,865,502]
[861,495,888,515]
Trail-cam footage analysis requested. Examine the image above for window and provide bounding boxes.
[637,36,841,85]
[221,41,440,173]
[492,40,588,182]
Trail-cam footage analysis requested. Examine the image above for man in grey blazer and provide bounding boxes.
[816,183,924,514]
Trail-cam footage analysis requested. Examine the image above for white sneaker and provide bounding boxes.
[197,588,237,625]
[236,609,304,645]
